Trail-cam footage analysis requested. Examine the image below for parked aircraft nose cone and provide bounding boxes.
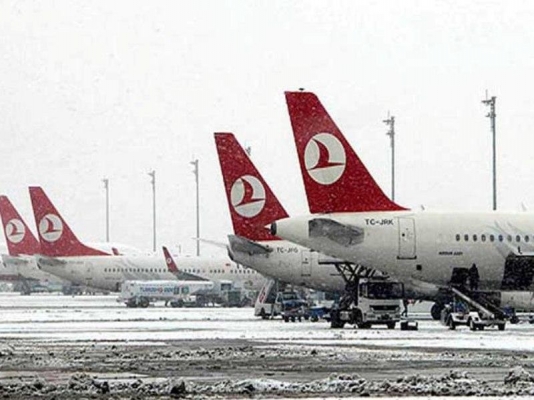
[269,222,277,236]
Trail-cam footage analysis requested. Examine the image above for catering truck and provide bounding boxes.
[118,280,214,308]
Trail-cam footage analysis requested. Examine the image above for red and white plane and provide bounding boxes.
[29,186,265,292]
[0,195,67,290]
[271,91,534,312]
[215,132,439,301]
[216,132,344,291]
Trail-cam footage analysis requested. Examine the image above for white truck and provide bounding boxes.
[118,280,214,308]
[330,277,404,329]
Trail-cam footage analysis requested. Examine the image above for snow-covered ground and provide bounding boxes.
[2,294,534,398]
[0,293,533,351]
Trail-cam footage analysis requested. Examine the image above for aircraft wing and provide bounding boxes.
[227,234,272,256]
[308,218,364,247]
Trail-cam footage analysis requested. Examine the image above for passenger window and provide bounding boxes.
[464,234,469,242]
[516,235,521,242]
[455,234,460,241]
[499,235,503,242]
[473,234,477,242]
[490,234,495,242]
[526,236,530,243]
[481,234,486,242]
[507,235,512,242]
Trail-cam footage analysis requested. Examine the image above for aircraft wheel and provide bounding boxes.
[431,303,444,321]
[498,323,506,331]
[448,317,456,330]
[387,322,395,330]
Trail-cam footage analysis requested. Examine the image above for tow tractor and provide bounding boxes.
[440,286,507,331]
[329,263,413,329]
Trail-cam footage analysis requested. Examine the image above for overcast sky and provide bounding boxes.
[2,1,534,255]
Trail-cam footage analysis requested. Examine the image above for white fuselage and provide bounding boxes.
[274,211,534,292]
[229,240,344,292]
[36,254,266,292]
[229,240,440,300]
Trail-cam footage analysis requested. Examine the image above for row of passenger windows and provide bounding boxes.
[103,267,257,275]
[455,233,531,243]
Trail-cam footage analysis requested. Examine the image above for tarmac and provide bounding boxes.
[1,294,534,398]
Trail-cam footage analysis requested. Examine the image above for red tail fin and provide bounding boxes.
[162,246,179,273]
[29,187,109,257]
[0,196,40,256]
[285,91,407,213]
[214,133,289,241]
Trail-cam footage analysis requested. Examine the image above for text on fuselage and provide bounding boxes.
[365,218,394,226]
[275,246,299,254]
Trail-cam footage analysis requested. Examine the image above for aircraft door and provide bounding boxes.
[301,250,312,276]
[85,262,93,286]
[398,218,416,259]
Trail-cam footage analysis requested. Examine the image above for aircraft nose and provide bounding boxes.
[269,221,277,236]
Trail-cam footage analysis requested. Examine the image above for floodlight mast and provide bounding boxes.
[148,170,156,252]
[482,93,497,211]
[383,114,396,201]
[190,160,200,256]
[102,178,109,242]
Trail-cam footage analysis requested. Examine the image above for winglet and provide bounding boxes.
[285,91,407,213]
[214,132,289,241]
[163,246,179,273]
[29,187,109,257]
[0,196,40,256]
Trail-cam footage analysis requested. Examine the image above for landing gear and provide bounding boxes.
[431,302,444,321]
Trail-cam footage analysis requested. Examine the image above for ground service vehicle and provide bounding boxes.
[254,280,309,320]
[440,287,507,331]
[330,277,404,329]
[118,280,214,308]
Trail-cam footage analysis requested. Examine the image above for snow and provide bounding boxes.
[1,294,534,352]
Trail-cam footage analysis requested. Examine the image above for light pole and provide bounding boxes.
[102,178,109,242]
[482,93,497,211]
[148,170,156,252]
[190,159,200,256]
[383,114,396,201]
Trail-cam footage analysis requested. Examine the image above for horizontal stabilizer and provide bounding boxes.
[35,255,67,268]
[1,254,31,266]
[309,218,364,247]
[228,234,273,256]
[195,238,229,250]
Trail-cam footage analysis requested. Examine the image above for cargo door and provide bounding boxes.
[398,218,416,259]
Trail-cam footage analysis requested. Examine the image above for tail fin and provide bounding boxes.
[214,132,289,241]
[162,246,180,274]
[285,91,407,213]
[29,187,109,257]
[0,196,40,256]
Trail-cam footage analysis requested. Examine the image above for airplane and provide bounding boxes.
[0,195,68,292]
[29,186,265,293]
[270,90,534,316]
[214,132,439,305]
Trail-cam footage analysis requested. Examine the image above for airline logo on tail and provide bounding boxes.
[304,133,346,185]
[38,214,63,242]
[5,219,25,244]
[230,175,266,218]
